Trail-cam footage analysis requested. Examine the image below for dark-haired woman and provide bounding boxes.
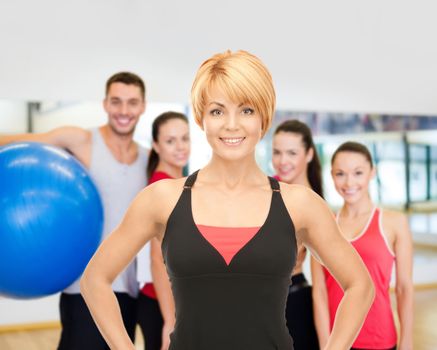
[272,120,321,350]
[312,141,413,350]
[136,111,190,350]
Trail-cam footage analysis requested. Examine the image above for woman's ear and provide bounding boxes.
[306,147,314,163]
[370,165,377,179]
[152,141,160,155]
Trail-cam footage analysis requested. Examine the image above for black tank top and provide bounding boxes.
[162,171,297,350]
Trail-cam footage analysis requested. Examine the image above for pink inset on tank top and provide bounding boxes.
[196,225,261,265]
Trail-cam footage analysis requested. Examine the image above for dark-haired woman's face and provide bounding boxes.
[272,132,313,184]
[153,119,190,169]
[331,151,375,204]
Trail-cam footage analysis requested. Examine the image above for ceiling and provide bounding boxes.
[1,0,437,115]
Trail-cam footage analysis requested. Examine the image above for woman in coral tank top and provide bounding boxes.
[312,141,414,350]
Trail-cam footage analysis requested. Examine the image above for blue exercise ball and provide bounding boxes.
[0,142,104,298]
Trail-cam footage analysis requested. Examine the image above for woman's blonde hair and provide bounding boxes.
[191,50,276,136]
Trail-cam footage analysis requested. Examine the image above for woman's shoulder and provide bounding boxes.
[279,181,317,201]
[147,176,187,193]
[380,208,409,230]
[279,181,334,226]
[380,207,407,221]
[278,182,322,217]
[137,177,187,222]
[136,177,186,209]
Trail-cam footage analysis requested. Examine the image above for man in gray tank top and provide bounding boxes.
[0,72,148,349]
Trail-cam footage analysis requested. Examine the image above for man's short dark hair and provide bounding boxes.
[105,72,146,100]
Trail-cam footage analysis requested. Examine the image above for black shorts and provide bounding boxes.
[57,292,137,350]
[137,293,164,350]
[285,273,319,350]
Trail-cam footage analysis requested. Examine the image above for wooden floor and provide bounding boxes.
[1,288,436,350]
[411,288,437,350]
[0,324,146,350]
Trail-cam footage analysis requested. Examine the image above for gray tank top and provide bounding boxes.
[63,128,148,297]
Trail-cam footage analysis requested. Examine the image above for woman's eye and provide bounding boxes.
[210,109,223,116]
[242,108,254,115]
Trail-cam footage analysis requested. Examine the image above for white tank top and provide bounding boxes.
[63,128,148,297]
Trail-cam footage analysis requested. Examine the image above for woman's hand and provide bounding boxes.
[160,320,174,350]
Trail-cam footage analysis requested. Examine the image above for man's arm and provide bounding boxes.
[0,126,91,165]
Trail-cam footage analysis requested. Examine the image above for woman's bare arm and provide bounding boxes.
[80,179,181,350]
[311,256,331,349]
[151,237,175,350]
[283,184,374,350]
[388,211,414,350]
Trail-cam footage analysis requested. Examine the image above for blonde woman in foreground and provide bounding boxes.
[81,50,374,350]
